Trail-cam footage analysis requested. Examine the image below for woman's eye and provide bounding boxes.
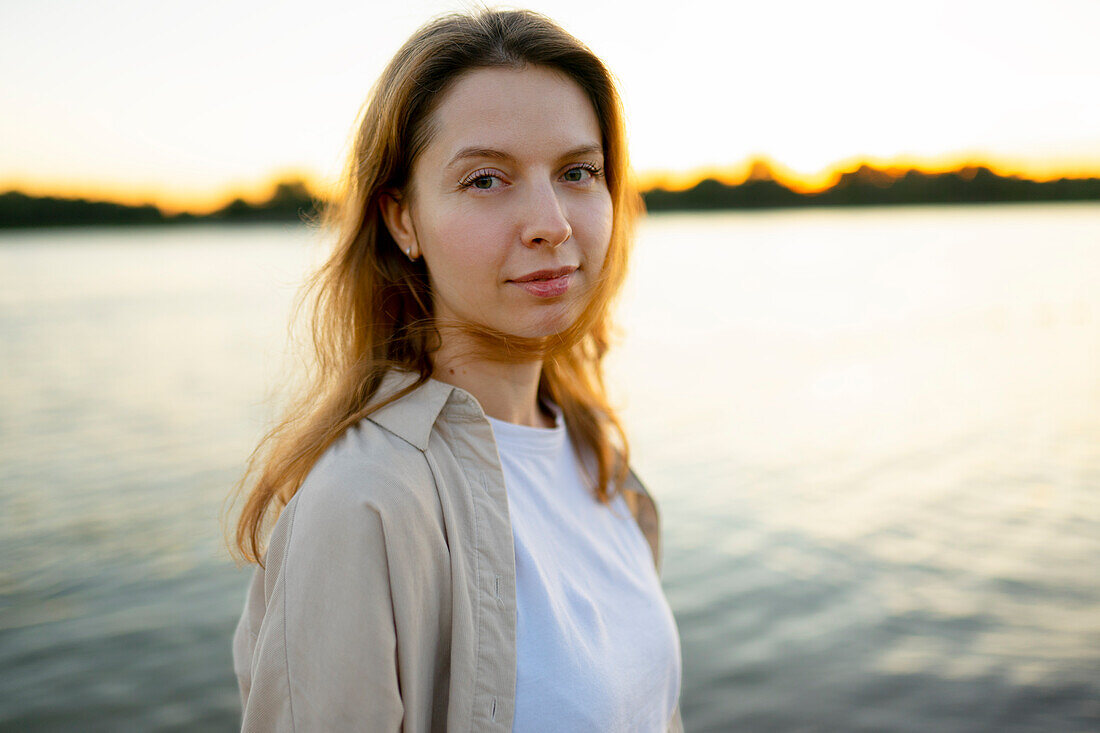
[563,164,602,183]
[461,170,503,190]
[563,167,590,182]
[462,165,600,190]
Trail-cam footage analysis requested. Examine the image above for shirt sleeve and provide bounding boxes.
[238,482,404,732]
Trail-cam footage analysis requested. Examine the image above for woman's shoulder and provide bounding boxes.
[292,416,438,526]
[257,414,448,596]
[280,372,462,549]
[619,464,663,576]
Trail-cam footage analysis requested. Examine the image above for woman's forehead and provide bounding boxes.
[424,65,602,166]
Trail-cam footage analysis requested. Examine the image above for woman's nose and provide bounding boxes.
[521,181,572,248]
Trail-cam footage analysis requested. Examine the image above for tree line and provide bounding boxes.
[2,164,1098,229]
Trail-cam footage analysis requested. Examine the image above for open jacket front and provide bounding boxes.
[233,370,684,732]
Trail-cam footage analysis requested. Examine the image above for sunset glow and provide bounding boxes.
[1,0,1097,214]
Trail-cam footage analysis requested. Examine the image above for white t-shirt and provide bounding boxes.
[486,401,682,732]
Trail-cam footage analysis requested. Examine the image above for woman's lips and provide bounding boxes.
[511,271,573,297]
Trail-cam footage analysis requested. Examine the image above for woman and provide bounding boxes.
[230,8,683,732]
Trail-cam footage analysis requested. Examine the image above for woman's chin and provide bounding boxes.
[511,310,580,340]
[436,304,581,346]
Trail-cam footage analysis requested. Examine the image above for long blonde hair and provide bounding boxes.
[230,8,644,565]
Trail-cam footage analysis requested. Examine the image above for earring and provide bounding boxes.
[404,246,414,261]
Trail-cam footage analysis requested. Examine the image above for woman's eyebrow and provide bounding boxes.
[445,143,603,169]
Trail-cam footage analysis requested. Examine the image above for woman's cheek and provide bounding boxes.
[578,204,614,263]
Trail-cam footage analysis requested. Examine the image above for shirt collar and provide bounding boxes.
[365,369,460,452]
[364,368,662,571]
[363,368,650,502]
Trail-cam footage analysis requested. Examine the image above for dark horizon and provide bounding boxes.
[2,161,1099,230]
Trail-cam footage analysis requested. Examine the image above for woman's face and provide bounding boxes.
[381,64,613,341]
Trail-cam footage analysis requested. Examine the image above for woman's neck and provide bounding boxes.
[430,347,552,428]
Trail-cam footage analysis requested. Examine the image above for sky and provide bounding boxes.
[2,0,1098,213]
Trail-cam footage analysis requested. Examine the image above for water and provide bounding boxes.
[1,204,1098,731]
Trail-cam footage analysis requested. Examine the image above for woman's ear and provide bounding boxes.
[378,190,419,260]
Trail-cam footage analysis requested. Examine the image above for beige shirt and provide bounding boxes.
[233,369,685,732]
